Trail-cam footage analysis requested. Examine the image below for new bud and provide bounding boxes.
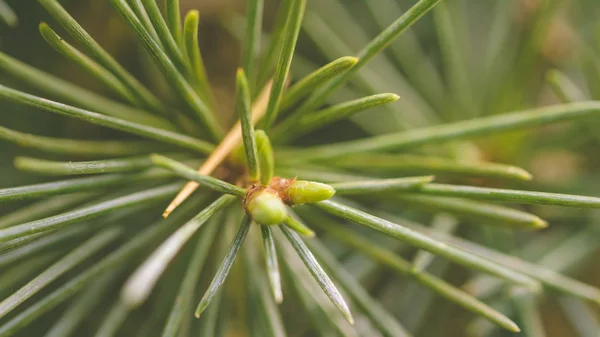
[288,180,336,205]
[246,189,288,225]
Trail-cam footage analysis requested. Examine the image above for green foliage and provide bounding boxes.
[0,0,599,336]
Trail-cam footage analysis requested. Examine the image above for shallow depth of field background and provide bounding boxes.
[0,1,599,336]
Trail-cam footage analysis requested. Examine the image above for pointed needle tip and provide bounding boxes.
[532,218,549,229]
[275,293,283,304]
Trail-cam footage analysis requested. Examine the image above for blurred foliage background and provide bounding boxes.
[0,0,599,336]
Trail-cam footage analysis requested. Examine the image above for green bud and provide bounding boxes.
[246,189,288,225]
[255,130,274,185]
[288,180,336,205]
